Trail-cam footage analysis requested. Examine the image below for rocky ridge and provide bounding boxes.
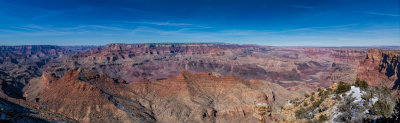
[1,43,398,122]
[358,49,400,90]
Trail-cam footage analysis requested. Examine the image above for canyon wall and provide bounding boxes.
[358,48,400,90]
[2,43,398,122]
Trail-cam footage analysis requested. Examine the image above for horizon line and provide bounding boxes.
[1,42,400,48]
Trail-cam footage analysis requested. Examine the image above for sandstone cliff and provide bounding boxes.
[358,49,400,90]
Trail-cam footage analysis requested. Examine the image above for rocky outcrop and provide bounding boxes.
[35,69,156,122]
[0,45,93,99]
[303,48,366,64]
[21,67,307,122]
[0,46,67,99]
[278,82,400,122]
[44,43,357,90]
[358,49,400,90]
[0,95,77,122]
[3,43,398,122]
[127,71,300,122]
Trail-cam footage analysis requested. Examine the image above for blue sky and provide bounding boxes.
[0,0,399,46]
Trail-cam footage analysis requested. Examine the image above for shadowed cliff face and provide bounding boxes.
[358,49,400,90]
[36,69,156,123]
[0,46,94,99]
[0,46,70,99]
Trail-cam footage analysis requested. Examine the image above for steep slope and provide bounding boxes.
[22,67,308,122]
[358,49,400,90]
[0,95,77,122]
[126,71,309,122]
[36,69,155,122]
[278,81,400,122]
[0,45,93,99]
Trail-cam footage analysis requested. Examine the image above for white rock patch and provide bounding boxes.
[346,86,365,103]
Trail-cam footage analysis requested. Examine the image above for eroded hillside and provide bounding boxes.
[1,43,399,122]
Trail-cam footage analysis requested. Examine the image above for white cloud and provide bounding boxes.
[360,11,400,17]
[108,20,212,29]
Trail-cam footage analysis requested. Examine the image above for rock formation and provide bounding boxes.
[0,43,398,122]
[358,48,400,90]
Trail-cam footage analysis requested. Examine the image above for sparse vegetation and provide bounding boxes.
[305,93,310,98]
[333,94,342,101]
[295,108,307,119]
[312,99,324,108]
[295,108,313,119]
[318,90,329,99]
[371,99,393,118]
[318,114,328,122]
[335,81,351,94]
[282,77,400,123]
[361,90,373,102]
[318,90,323,97]
[354,78,368,89]
[334,94,365,122]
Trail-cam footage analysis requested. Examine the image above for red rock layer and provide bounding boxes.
[358,49,400,89]
[303,48,366,64]
[28,68,304,122]
[38,69,156,122]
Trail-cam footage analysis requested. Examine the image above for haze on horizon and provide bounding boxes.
[0,0,399,46]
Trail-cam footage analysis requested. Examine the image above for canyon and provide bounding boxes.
[0,43,399,122]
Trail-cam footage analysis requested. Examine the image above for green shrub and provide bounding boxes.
[318,90,323,97]
[295,108,313,119]
[336,82,351,94]
[333,94,342,101]
[310,96,315,101]
[354,78,368,89]
[313,99,324,108]
[305,93,310,98]
[295,108,307,119]
[318,90,330,99]
[371,99,393,118]
[318,114,328,122]
[361,92,373,101]
[323,90,330,98]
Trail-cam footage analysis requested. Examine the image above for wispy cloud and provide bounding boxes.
[108,20,212,29]
[0,24,131,37]
[360,11,400,17]
[10,25,46,31]
[286,4,315,9]
[279,24,359,32]
[114,21,192,26]
[130,26,190,35]
[58,25,128,31]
